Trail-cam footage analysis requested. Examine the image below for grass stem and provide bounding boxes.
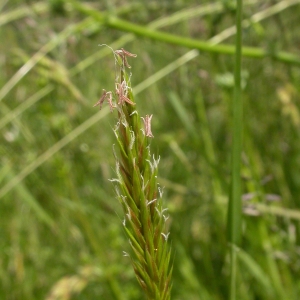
[70,1,300,66]
[228,0,243,299]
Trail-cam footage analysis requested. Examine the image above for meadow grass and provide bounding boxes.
[1,1,300,299]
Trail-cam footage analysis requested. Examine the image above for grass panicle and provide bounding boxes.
[96,47,172,300]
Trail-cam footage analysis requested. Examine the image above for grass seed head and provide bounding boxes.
[96,48,172,300]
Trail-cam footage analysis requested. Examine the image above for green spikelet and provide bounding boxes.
[95,48,172,300]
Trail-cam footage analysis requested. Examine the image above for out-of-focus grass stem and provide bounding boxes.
[228,0,243,299]
[70,1,300,66]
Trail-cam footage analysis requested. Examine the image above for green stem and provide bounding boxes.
[228,0,243,299]
[71,2,300,66]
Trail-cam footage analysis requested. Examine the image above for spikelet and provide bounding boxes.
[95,48,172,300]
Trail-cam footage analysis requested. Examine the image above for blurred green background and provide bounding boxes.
[1,0,300,299]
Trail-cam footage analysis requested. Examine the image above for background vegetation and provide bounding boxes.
[1,0,300,299]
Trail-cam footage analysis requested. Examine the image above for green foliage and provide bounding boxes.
[1,0,300,299]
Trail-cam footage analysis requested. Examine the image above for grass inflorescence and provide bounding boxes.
[95,47,172,300]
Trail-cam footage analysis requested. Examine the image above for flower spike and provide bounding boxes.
[95,48,172,300]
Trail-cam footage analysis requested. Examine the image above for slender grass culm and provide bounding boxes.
[94,48,172,300]
[227,0,243,299]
